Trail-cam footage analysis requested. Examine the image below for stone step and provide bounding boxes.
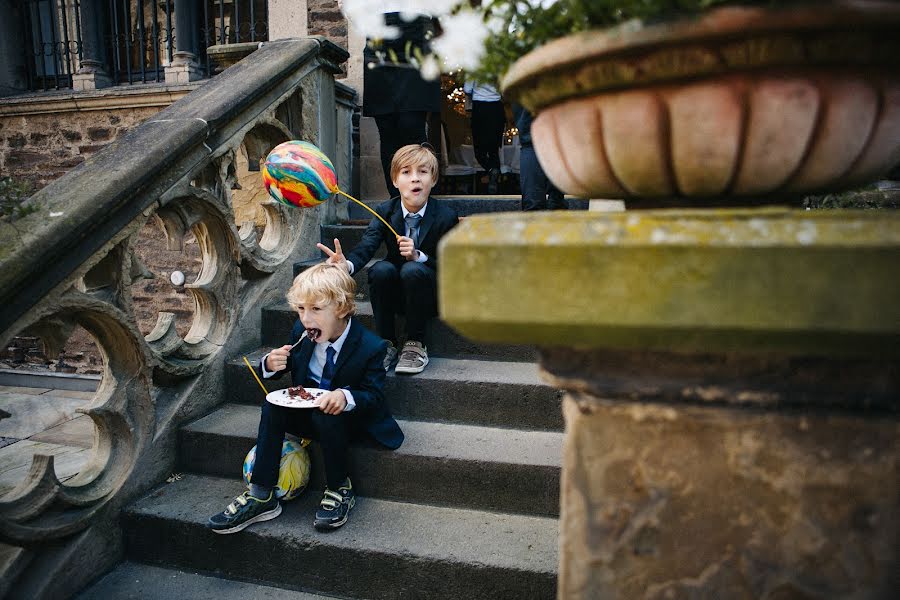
[179,404,562,517]
[76,561,340,600]
[320,224,385,261]
[122,473,558,600]
[347,195,588,220]
[224,355,563,431]
[262,301,537,362]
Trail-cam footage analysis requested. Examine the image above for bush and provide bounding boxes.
[0,177,36,221]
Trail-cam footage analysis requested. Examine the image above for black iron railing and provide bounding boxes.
[107,0,173,84]
[22,0,84,91]
[19,0,269,91]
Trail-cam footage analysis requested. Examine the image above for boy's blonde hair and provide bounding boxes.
[390,144,439,184]
[286,263,356,317]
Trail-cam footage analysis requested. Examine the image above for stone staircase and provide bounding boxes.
[77,197,582,599]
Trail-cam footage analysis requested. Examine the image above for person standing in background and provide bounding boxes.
[362,5,441,199]
[464,80,505,194]
[513,104,567,211]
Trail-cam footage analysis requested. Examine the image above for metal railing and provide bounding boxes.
[107,0,174,84]
[19,0,270,90]
[22,0,84,91]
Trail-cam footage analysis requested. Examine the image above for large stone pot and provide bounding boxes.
[501,1,900,202]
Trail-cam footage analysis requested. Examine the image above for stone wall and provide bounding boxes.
[307,0,347,68]
[0,86,199,191]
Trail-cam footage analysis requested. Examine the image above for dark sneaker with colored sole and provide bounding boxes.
[314,479,355,531]
[208,490,281,534]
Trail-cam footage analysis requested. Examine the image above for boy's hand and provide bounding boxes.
[398,236,418,261]
[265,345,292,372]
[316,238,350,272]
[318,390,347,415]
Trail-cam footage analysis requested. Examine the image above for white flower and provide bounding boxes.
[342,0,400,39]
[432,10,488,71]
[419,54,442,81]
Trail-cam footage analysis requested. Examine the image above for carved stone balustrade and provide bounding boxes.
[0,37,352,599]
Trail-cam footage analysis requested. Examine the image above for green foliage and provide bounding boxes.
[0,177,36,222]
[469,0,781,85]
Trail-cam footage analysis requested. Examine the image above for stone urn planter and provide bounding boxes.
[501,1,900,202]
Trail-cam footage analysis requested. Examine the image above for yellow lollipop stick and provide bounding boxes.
[336,190,401,239]
[242,356,269,396]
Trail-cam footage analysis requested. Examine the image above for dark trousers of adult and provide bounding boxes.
[252,398,357,491]
[368,260,437,343]
[374,111,428,198]
[520,143,567,211]
[470,100,506,171]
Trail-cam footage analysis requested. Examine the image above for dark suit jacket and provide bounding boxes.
[362,13,441,116]
[265,319,404,450]
[346,197,458,273]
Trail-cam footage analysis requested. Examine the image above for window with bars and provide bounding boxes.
[22,0,84,91]
[19,0,269,91]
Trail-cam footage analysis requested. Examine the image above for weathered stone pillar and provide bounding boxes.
[165,0,203,84]
[72,0,112,91]
[268,0,308,40]
[440,209,900,598]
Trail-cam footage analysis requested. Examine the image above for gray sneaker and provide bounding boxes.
[395,341,428,374]
[383,342,399,371]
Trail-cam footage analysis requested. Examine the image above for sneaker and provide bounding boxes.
[314,478,355,531]
[394,341,429,374]
[383,342,399,372]
[207,490,281,534]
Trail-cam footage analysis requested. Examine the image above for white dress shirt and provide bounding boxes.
[261,318,356,411]
[348,203,428,274]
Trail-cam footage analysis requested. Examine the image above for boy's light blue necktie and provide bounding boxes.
[405,213,422,246]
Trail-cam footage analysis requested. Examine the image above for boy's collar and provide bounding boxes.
[400,200,427,217]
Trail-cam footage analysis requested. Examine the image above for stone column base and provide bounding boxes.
[164,63,204,84]
[544,348,898,599]
[72,72,112,91]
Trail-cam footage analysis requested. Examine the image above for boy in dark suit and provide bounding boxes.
[207,263,403,534]
[318,144,458,375]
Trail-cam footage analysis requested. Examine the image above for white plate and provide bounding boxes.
[266,387,326,409]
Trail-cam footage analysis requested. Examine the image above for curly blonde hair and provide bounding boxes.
[285,263,356,317]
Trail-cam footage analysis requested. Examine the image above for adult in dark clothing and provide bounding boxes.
[464,81,505,193]
[363,11,441,198]
[513,104,567,211]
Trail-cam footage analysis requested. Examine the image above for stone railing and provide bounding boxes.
[0,36,352,599]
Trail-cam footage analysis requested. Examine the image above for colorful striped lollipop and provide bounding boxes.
[262,140,338,208]
[261,140,402,239]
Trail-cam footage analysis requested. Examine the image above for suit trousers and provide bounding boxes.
[368,259,437,342]
[374,111,428,198]
[519,144,567,211]
[253,399,358,490]
[471,100,506,171]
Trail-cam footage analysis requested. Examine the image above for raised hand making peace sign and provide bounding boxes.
[316,238,351,273]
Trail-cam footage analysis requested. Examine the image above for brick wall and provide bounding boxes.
[1,106,162,192]
[307,0,347,77]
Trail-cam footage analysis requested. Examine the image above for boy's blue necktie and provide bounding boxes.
[405,213,422,246]
[319,345,337,390]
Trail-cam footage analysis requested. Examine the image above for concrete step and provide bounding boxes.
[347,195,588,220]
[76,561,340,600]
[224,355,563,431]
[123,473,558,600]
[261,301,537,362]
[179,404,562,517]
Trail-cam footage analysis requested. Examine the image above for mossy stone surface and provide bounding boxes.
[438,208,900,358]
